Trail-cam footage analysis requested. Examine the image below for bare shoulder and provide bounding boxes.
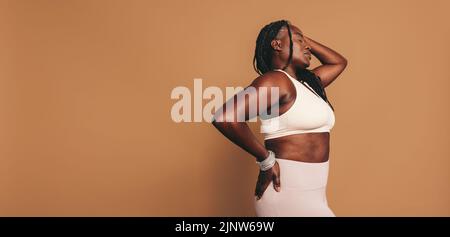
[249,70,290,89]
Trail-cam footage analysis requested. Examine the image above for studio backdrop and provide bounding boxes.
[0,0,449,216]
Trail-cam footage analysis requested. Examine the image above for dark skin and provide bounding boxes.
[212,24,347,200]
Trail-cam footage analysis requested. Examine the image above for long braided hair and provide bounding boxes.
[253,20,334,111]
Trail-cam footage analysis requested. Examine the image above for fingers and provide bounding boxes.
[273,162,281,192]
[255,175,270,201]
[255,187,263,201]
[255,162,282,200]
[254,175,262,200]
[255,182,269,201]
[273,172,281,192]
[254,181,261,200]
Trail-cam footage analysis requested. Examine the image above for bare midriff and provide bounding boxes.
[264,132,330,163]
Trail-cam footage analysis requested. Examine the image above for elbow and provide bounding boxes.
[211,110,222,127]
[211,114,228,129]
[341,57,348,67]
[211,114,241,130]
[211,110,234,126]
[211,119,219,128]
[211,117,236,128]
[335,58,348,72]
[337,56,347,66]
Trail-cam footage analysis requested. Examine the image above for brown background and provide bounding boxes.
[0,0,449,216]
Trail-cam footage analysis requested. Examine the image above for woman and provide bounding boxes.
[211,20,347,217]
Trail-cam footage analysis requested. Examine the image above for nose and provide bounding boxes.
[305,44,311,51]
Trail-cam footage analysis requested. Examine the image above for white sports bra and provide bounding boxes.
[260,69,335,140]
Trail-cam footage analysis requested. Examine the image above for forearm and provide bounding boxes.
[212,121,269,162]
[304,36,347,65]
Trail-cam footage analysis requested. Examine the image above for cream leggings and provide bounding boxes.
[254,158,335,217]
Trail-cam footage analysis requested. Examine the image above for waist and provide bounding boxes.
[276,158,330,191]
[265,133,330,163]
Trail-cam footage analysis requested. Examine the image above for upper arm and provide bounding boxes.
[212,72,283,123]
[312,60,348,88]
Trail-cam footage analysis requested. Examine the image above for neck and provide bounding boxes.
[272,64,298,80]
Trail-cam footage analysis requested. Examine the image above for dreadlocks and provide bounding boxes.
[253,20,334,111]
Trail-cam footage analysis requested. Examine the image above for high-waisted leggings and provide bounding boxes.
[254,158,335,217]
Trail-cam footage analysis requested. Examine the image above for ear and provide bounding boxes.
[270,39,282,51]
